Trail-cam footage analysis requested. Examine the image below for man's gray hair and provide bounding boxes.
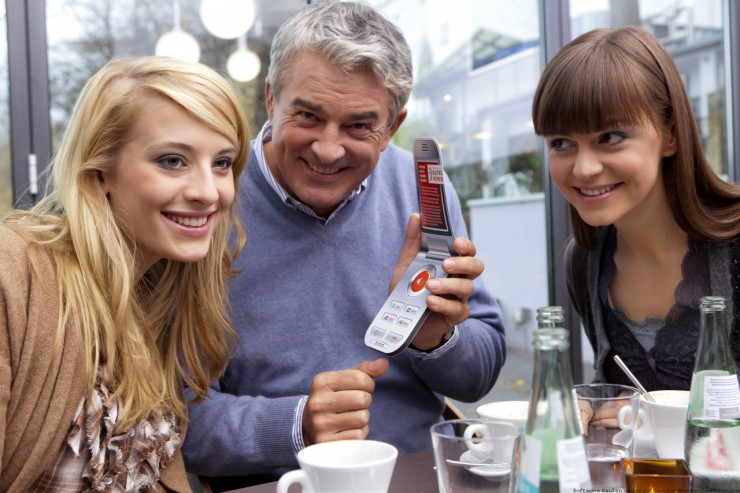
[267,0,413,124]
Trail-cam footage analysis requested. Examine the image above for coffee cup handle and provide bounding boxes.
[277,469,314,493]
[617,405,649,432]
[463,423,494,454]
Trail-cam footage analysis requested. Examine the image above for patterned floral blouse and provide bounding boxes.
[29,369,180,492]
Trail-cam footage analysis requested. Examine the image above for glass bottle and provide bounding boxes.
[512,306,591,493]
[685,296,740,490]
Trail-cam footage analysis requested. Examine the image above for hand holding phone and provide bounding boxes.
[364,137,456,356]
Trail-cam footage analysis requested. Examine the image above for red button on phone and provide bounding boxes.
[411,271,430,293]
[407,265,436,297]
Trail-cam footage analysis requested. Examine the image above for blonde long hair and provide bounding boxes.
[533,26,740,248]
[3,56,249,430]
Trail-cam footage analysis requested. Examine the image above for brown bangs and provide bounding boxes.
[533,39,655,136]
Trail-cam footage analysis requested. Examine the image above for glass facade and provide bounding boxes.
[367,0,550,411]
[45,0,304,153]
[372,0,542,203]
[367,0,735,410]
[0,0,738,410]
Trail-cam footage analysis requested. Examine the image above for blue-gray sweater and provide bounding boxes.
[183,143,506,478]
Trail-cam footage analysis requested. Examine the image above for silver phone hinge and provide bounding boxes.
[423,234,453,261]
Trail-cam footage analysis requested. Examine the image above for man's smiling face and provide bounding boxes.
[264,51,406,218]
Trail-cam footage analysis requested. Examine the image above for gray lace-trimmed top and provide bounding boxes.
[612,307,663,353]
[566,226,740,391]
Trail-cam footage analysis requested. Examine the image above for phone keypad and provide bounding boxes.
[379,303,422,331]
[384,332,403,344]
[388,300,421,314]
[368,326,405,345]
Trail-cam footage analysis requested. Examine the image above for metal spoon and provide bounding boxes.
[446,458,509,468]
[613,355,655,402]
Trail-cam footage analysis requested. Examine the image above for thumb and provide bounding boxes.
[355,358,390,379]
[389,213,422,293]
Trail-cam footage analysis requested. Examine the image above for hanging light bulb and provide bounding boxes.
[155,29,201,63]
[155,1,200,62]
[227,33,261,82]
[200,0,256,40]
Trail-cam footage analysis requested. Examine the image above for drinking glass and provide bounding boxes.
[430,419,519,493]
[575,383,641,490]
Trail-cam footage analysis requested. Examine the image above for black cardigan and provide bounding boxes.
[565,226,740,389]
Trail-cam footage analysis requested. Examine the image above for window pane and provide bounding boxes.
[369,0,548,413]
[0,1,11,213]
[45,0,304,152]
[570,0,728,179]
[376,0,543,203]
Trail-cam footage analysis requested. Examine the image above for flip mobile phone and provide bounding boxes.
[364,137,456,356]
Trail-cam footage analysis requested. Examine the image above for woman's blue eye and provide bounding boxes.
[159,155,183,168]
[214,158,233,170]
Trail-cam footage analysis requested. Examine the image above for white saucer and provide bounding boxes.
[458,450,510,480]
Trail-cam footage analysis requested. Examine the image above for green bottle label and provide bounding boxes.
[517,434,592,493]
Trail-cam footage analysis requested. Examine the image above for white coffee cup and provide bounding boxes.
[619,390,689,459]
[276,440,398,493]
[642,390,690,460]
[462,420,520,462]
[617,390,689,459]
[475,400,529,429]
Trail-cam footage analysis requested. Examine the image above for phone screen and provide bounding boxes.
[417,160,452,235]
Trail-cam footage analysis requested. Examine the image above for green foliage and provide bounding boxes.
[507,151,543,193]
[392,119,424,151]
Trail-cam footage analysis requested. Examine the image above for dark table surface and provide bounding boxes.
[221,445,691,492]
[226,449,440,493]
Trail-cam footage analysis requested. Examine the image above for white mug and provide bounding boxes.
[276,440,398,493]
[617,390,689,459]
[462,420,519,462]
[642,390,690,459]
[475,400,529,429]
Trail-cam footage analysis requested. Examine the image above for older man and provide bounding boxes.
[183,1,506,490]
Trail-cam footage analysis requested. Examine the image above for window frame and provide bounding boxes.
[8,0,51,209]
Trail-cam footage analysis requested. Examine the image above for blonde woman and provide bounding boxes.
[0,56,249,492]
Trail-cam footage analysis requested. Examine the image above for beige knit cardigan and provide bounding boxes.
[0,227,191,492]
